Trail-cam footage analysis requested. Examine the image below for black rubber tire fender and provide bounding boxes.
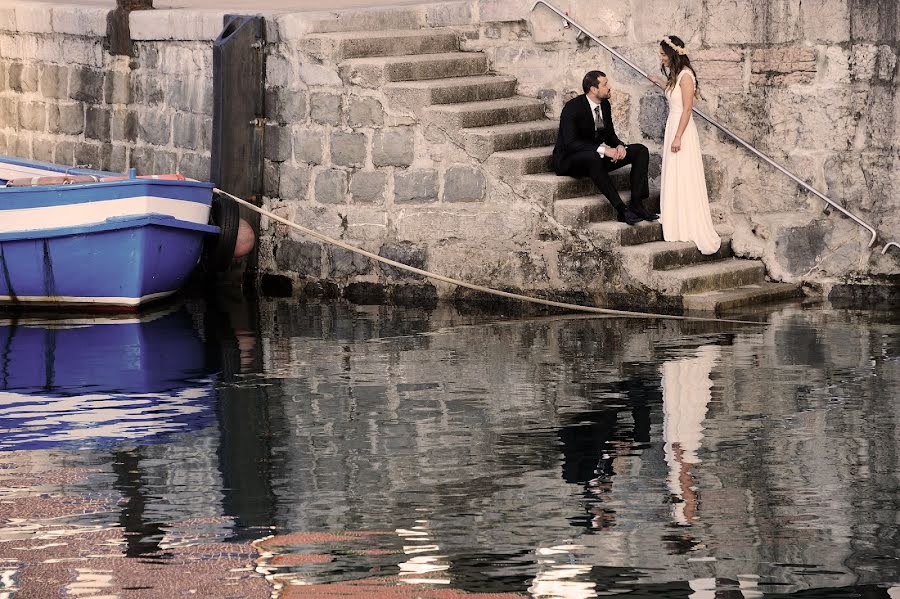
[205,192,240,272]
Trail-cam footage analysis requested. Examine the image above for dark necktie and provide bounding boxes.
[594,105,604,141]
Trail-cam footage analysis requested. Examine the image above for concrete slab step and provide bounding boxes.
[340,52,489,87]
[462,120,558,160]
[307,29,459,61]
[658,259,766,295]
[425,96,546,128]
[488,145,554,177]
[589,221,664,246]
[683,282,803,314]
[522,171,630,203]
[384,75,517,107]
[620,238,733,271]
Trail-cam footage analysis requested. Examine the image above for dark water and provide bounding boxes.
[0,298,898,598]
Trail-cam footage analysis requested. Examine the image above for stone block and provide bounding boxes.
[443,165,486,202]
[314,168,348,204]
[765,88,864,151]
[279,163,311,200]
[824,152,893,212]
[479,0,529,22]
[32,137,53,163]
[775,221,827,274]
[294,128,325,164]
[135,110,171,146]
[264,160,280,197]
[638,93,667,142]
[266,88,307,124]
[13,135,32,159]
[104,70,130,104]
[310,92,342,126]
[276,238,322,276]
[50,5,108,37]
[394,169,438,203]
[173,112,212,151]
[84,105,110,140]
[168,77,213,114]
[848,0,897,43]
[110,109,128,142]
[799,0,849,42]
[427,3,474,26]
[0,97,15,127]
[330,131,367,167]
[265,123,292,162]
[265,55,293,88]
[130,73,164,105]
[178,152,210,181]
[378,241,426,280]
[9,63,38,93]
[298,63,342,87]
[349,170,387,203]
[692,47,745,90]
[633,0,702,43]
[54,139,74,164]
[15,5,52,34]
[70,67,103,103]
[328,246,372,278]
[373,127,414,167]
[527,0,574,44]
[702,154,727,202]
[48,102,83,135]
[74,142,101,169]
[570,0,628,37]
[348,96,384,128]
[109,144,127,174]
[39,64,68,99]
[129,9,224,42]
[751,47,817,85]
[18,101,46,131]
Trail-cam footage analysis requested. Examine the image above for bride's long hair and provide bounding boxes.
[660,35,701,99]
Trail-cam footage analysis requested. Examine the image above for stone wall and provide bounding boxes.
[471,0,899,287]
[0,0,896,305]
[0,4,214,182]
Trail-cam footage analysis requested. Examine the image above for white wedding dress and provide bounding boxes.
[660,69,721,256]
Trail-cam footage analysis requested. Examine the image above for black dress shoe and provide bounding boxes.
[631,201,658,221]
[616,208,642,226]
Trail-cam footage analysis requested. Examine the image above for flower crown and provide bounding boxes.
[662,36,688,56]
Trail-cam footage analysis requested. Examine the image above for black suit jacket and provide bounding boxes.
[552,95,624,175]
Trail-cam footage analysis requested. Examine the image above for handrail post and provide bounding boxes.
[530,0,886,252]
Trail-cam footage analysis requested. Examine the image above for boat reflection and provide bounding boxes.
[0,305,216,450]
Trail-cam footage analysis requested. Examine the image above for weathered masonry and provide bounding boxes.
[0,0,897,311]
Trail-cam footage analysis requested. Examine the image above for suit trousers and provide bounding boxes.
[563,143,650,211]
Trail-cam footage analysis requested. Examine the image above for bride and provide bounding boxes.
[657,36,721,256]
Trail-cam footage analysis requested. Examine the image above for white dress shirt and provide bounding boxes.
[586,96,609,158]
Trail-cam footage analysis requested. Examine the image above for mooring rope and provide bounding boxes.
[216,188,768,326]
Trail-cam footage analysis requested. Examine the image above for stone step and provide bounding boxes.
[488,145,554,177]
[306,29,459,61]
[620,238,733,271]
[425,96,546,129]
[340,52,489,87]
[657,259,766,295]
[384,75,517,108]
[682,282,803,313]
[521,171,631,203]
[589,221,664,246]
[462,120,558,160]
[553,194,618,227]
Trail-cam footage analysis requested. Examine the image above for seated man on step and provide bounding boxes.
[552,70,657,226]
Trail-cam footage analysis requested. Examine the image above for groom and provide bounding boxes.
[552,70,656,225]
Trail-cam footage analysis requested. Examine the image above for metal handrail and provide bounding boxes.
[531,0,898,255]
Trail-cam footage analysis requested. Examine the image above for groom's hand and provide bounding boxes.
[615,145,626,160]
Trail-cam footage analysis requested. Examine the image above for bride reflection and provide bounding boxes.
[661,344,720,528]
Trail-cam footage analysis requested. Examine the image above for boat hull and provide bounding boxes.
[0,158,217,310]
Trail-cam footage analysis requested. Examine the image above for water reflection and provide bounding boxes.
[0,307,215,450]
[0,300,898,598]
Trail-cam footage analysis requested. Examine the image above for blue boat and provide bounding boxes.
[0,155,242,310]
[0,305,217,450]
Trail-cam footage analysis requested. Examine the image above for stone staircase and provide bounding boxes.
[310,28,801,314]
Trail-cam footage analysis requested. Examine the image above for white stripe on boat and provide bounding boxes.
[0,290,177,306]
[0,164,66,180]
[0,196,210,233]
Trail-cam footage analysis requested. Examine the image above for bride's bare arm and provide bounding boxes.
[671,74,695,153]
